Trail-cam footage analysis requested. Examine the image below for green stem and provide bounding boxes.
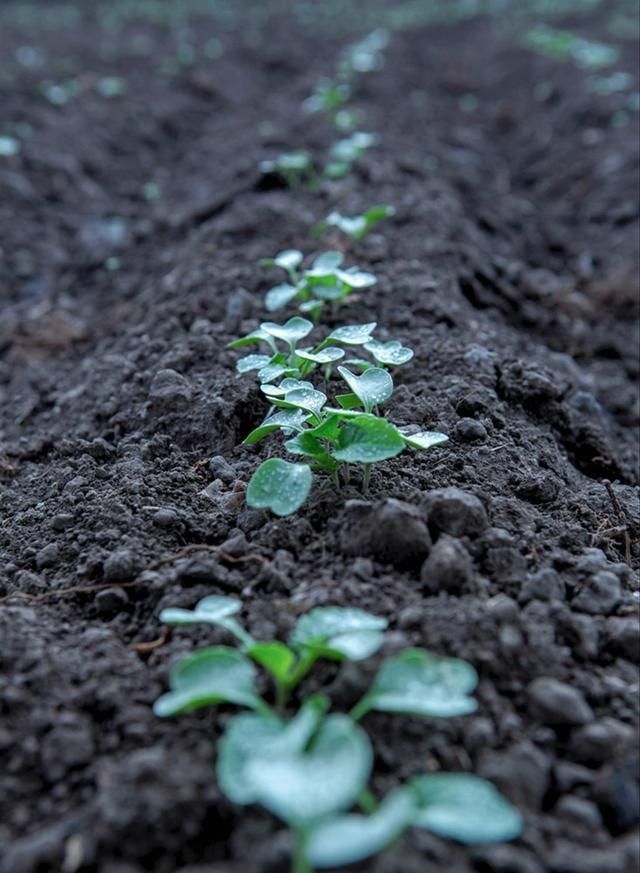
[349,696,371,722]
[362,463,372,493]
[285,651,319,694]
[292,828,311,873]
[357,786,378,814]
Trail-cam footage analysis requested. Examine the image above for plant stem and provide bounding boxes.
[357,786,378,814]
[285,651,318,694]
[349,696,370,722]
[292,829,311,873]
[362,463,371,493]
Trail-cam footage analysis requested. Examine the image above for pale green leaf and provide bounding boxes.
[332,414,405,463]
[291,606,388,661]
[246,459,312,516]
[338,366,393,412]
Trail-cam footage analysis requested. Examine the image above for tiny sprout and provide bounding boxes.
[303,78,351,117]
[0,135,20,157]
[260,151,316,188]
[314,205,394,241]
[154,599,522,871]
[259,250,376,318]
[325,131,377,179]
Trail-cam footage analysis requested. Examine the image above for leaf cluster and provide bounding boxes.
[258,250,376,317]
[314,204,395,241]
[155,599,522,871]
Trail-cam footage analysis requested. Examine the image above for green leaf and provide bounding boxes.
[246,459,313,516]
[332,415,405,464]
[312,282,348,302]
[364,204,395,223]
[329,322,377,345]
[310,251,344,273]
[265,283,300,312]
[273,249,303,272]
[364,339,414,366]
[361,649,478,719]
[337,268,377,289]
[243,409,308,445]
[153,647,261,717]
[262,378,314,397]
[291,606,388,661]
[338,366,393,413]
[336,391,363,410]
[160,595,241,626]
[284,432,338,472]
[307,788,415,868]
[400,430,449,450]
[228,328,277,353]
[410,774,523,844]
[218,696,331,805]
[249,641,297,683]
[273,387,327,417]
[257,363,298,384]
[296,346,345,364]
[236,354,273,374]
[298,299,325,319]
[261,317,314,346]
[305,413,343,444]
[246,715,373,825]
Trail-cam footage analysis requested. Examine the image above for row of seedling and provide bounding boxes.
[154,29,522,873]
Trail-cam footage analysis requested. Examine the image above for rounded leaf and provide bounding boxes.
[273,387,327,417]
[160,595,241,626]
[401,430,449,450]
[246,459,312,516]
[261,317,314,345]
[291,606,388,661]
[245,715,373,825]
[338,366,393,412]
[243,409,309,445]
[364,339,414,366]
[297,346,345,364]
[329,322,377,345]
[153,647,260,717]
[364,649,478,718]
[337,268,377,289]
[308,788,415,868]
[310,251,344,273]
[274,249,303,271]
[265,283,300,312]
[236,354,272,374]
[332,415,405,464]
[410,774,523,844]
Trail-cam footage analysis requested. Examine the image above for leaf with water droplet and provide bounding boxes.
[243,409,309,445]
[265,283,300,312]
[236,354,272,374]
[291,606,388,661]
[337,366,393,413]
[246,459,313,516]
[261,317,314,346]
[329,323,377,345]
[332,414,405,463]
[400,430,449,450]
[364,339,414,366]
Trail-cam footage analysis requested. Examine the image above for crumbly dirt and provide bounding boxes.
[1,2,639,873]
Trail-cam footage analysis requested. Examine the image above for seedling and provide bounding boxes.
[303,78,351,118]
[339,28,389,78]
[230,317,413,386]
[154,600,522,871]
[260,151,317,188]
[313,205,395,241]
[325,131,377,179]
[525,26,619,70]
[258,250,376,317]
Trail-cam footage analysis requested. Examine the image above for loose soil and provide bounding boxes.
[1,3,639,873]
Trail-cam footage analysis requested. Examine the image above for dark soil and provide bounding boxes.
[1,2,639,873]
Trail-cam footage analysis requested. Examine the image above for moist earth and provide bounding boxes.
[1,3,639,873]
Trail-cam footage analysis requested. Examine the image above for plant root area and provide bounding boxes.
[0,3,638,873]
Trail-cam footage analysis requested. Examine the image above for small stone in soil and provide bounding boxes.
[95,586,130,617]
[572,571,622,615]
[421,486,488,537]
[420,534,473,594]
[528,677,594,727]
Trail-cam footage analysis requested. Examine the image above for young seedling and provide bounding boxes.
[338,28,389,78]
[230,328,445,514]
[325,131,377,179]
[260,151,317,188]
[154,599,522,872]
[230,317,413,387]
[313,205,395,241]
[303,78,351,119]
[258,250,376,318]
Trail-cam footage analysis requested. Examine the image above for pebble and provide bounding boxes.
[208,455,236,484]
[220,531,249,558]
[35,543,59,569]
[485,593,519,623]
[454,417,488,442]
[573,571,622,615]
[528,677,594,726]
[605,616,640,662]
[50,513,74,531]
[556,795,603,829]
[554,761,594,793]
[420,534,473,594]
[478,739,550,809]
[571,718,635,766]
[95,586,130,617]
[152,507,181,528]
[421,486,488,537]
[103,550,137,583]
[148,369,192,410]
[340,498,431,568]
[519,568,565,604]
